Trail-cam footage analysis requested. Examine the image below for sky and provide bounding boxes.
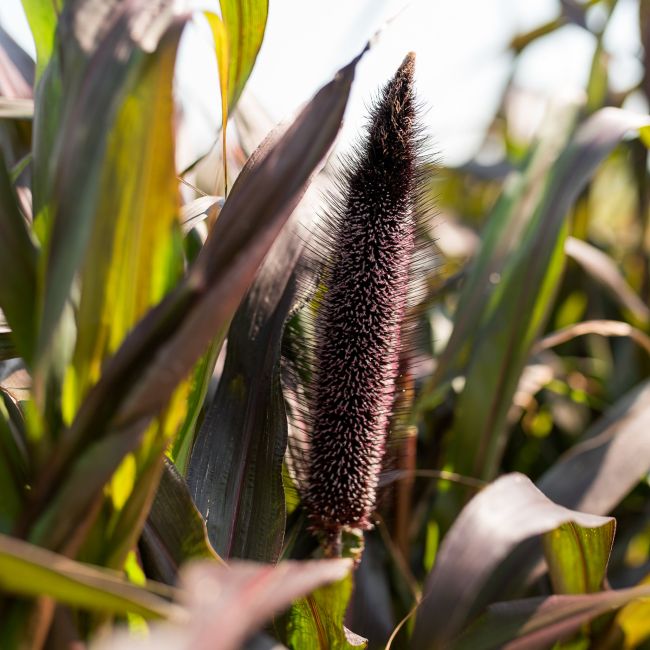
[0,0,643,167]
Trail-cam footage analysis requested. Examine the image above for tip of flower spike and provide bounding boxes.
[400,51,416,73]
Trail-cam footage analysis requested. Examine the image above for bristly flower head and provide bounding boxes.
[302,52,426,555]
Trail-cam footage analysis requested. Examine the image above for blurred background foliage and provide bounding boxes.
[1,0,650,649]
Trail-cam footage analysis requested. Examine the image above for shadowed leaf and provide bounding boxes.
[140,460,223,586]
[187,207,305,562]
[411,473,614,649]
[455,585,650,650]
[447,108,650,480]
[0,153,37,364]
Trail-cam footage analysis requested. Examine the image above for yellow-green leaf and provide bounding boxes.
[543,521,616,595]
[0,533,182,620]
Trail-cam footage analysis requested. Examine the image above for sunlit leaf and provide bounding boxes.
[0,533,182,620]
[543,520,615,594]
[20,0,57,81]
[25,47,361,554]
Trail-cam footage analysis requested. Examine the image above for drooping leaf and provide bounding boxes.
[454,584,650,650]
[26,48,361,552]
[411,473,614,649]
[0,533,182,620]
[206,0,268,191]
[477,381,650,604]
[447,108,650,480]
[140,460,223,585]
[542,520,615,594]
[187,206,306,562]
[0,152,37,364]
[538,379,650,515]
[95,559,353,650]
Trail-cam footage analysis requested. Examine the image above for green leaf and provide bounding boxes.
[454,585,650,650]
[543,520,615,595]
[0,533,182,620]
[446,108,650,481]
[35,0,184,368]
[284,572,368,650]
[141,460,223,585]
[411,473,615,649]
[0,152,37,364]
[25,48,361,553]
[67,14,184,420]
[20,0,58,81]
[187,207,305,562]
[475,380,650,608]
[418,100,581,412]
[219,0,268,110]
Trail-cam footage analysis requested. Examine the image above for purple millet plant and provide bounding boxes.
[303,52,425,555]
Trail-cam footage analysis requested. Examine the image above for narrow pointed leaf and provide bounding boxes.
[36,0,184,363]
[411,473,614,649]
[27,49,360,550]
[455,585,650,650]
[219,0,268,110]
[0,533,182,620]
[187,209,305,562]
[96,559,353,650]
[448,108,650,480]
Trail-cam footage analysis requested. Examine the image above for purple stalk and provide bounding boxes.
[304,53,420,552]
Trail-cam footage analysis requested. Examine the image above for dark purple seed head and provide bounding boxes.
[304,53,420,552]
